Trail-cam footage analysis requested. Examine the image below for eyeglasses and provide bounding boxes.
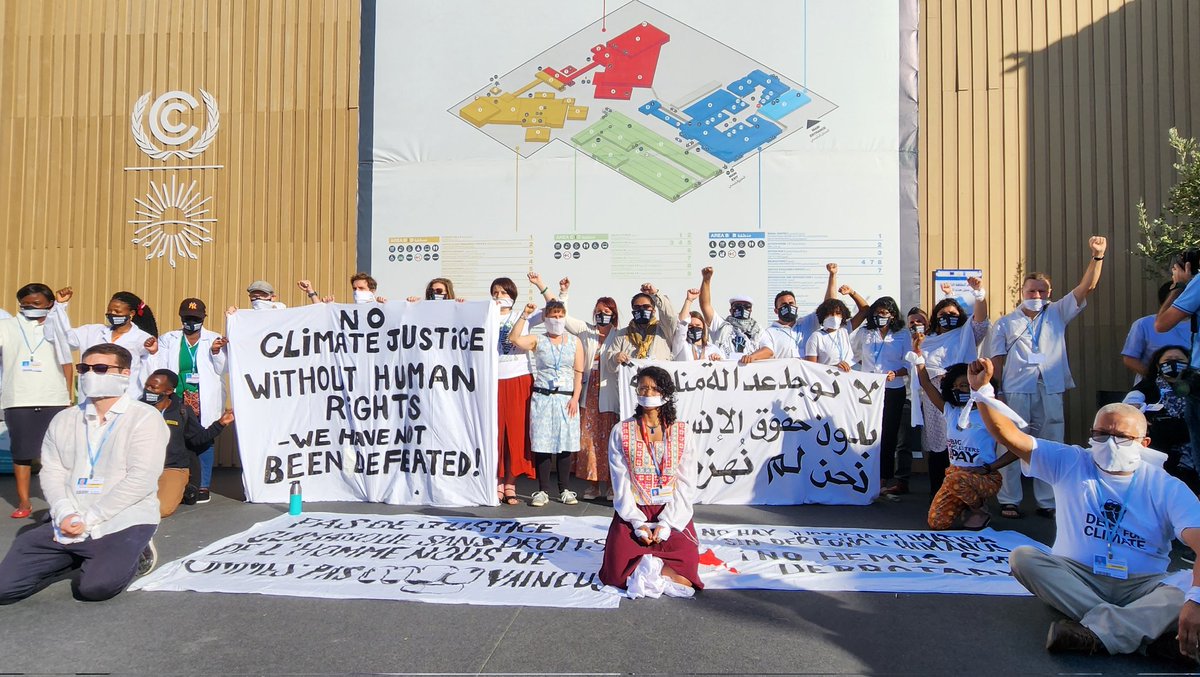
[635,386,662,396]
[76,363,120,374]
[1088,430,1140,446]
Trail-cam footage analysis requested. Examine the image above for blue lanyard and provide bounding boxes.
[547,334,568,373]
[184,338,200,368]
[17,320,47,359]
[831,330,847,362]
[1027,311,1048,352]
[84,413,122,479]
[870,331,888,369]
[1089,466,1140,556]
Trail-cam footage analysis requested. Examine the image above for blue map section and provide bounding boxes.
[637,69,812,164]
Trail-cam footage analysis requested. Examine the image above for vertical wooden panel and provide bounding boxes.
[919,0,1200,441]
[0,0,360,466]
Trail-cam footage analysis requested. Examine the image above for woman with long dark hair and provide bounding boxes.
[599,365,702,596]
[851,295,912,496]
[1124,344,1196,486]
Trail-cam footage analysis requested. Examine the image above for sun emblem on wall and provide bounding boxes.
[129,176,216,268]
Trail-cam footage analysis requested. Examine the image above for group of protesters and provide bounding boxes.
[4,237,1200,664]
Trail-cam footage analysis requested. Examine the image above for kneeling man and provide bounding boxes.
[0,343,169,603]
[969,357,1200,661]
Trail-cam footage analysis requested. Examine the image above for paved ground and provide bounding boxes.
[0,470,1195,676]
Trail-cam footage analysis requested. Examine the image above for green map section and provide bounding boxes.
[570,111,721,201]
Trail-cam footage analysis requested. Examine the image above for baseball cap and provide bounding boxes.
[178,298,207,318]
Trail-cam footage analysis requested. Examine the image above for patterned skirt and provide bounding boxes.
[575,369,617,482]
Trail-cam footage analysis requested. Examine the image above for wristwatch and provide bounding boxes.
[307,291,318,298]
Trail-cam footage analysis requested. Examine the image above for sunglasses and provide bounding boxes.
[76,363,121,374]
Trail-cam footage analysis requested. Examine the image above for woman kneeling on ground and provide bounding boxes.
[599,365,702,596]
[912,339,1016,530]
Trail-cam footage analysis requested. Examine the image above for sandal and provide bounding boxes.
[9,506,32,519]
[1000,504,1022,519]
[503,484,521,506]
[963,509,992,530]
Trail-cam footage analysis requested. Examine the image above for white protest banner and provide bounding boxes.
[619,360,887,505]
[697,524,1045,596]
[130,514,1049,605]
[131,513,620,608]
[227,302,499,506]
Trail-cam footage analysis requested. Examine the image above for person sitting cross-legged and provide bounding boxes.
[968,356,1200,663]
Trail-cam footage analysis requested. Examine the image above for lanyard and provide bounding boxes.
[184,336,200,369]
[547,334,568,373]
[637,419,668,485]
[827,329,847,363]
[17,320,47,359]
[1026,311,1048,352]
[1089,466,1141,558]
[84,413,122,479]
[869,330,888,370]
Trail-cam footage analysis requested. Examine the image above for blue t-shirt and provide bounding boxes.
[1170,283,1200,368]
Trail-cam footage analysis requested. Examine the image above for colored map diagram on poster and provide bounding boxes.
[449,1,837,202]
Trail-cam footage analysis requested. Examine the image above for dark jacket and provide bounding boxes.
[158,394,226,469]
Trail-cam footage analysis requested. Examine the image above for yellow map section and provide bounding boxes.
[459,78,589,143]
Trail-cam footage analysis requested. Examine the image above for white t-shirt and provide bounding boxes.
[0,315,70,409]
[765,314,818,359]
[942,404,998,466]
[805,327,853,366]
[496,311,532,380]
[672,320,727,361]
[1029,438,1200,575]
[851,326,912,389]
[708,316,772,361]
[985,295,1086,394]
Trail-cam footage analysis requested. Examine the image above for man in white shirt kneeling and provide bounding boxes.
[0,343,169,603]
[967,356,1200,662]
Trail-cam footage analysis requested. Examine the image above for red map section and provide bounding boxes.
[541,23,669,101]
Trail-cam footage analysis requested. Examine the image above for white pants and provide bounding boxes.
[998,383,1061,509]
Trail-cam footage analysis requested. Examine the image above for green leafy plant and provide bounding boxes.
[1136,128,1200,277]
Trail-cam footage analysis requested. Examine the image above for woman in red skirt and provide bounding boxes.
[599,365,702,592]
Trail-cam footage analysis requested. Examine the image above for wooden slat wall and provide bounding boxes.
[920,0,1200,441]
[0,0,360,465]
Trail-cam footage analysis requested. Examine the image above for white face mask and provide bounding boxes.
[353,290,375,304]
[1021,298,1046,313]
[79,371,129,399]
[1089,437,1142,473]
[544,317,565,335]
[822,316,841,331]
[637,395,665,409]
[20,308,49,320]
[495,297,514,308]
[251,298,276,311]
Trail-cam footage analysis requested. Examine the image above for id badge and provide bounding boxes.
[547,380,557,392]
[1092,554,1129,580]
[1027,352,1047,365]
[186,372,201,385]
[20,360,43,373]
[75,477,104,495]
[649,486,674,505]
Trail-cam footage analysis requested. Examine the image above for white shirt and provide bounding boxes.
[495,310,533,380]
[943,405,998,466]
[0,315,71,409]
[672,320,728,361]
[805,327,853,366]
[851,326,912,389]
[149,329,228,426]
[40,395,169,539]
[765,314,818,360]
[708,316,772,361]
[607,418,697,539]
[46,304,153,399]
[986,294,1086,394]
[1028,438,1200,575]
[920,321,988,376]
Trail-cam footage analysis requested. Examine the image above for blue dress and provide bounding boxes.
[529,333,581,453]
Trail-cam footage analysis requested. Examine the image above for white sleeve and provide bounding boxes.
[672,319,690,359]
[658,431,697,536]
[40,415,78,523]
[804,332,821,358]
[607,424,646,529]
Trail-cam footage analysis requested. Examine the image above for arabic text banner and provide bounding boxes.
[227,302,499,506]
[619,360,886,505]
[129,513,1046,605]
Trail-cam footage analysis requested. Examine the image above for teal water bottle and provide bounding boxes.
[289,480,302,516]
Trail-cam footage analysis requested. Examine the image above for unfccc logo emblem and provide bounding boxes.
[130,89,220,160]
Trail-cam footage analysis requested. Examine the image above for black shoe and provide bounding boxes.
[1045,620,1105,654]
[1035,507,1056,518]
[136,540,158,577]
[196,488,211,504]
[182,484,199,506]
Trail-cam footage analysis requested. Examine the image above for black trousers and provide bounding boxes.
[536,451,575,494]
[0,522,155,604]
[879,387,906,482]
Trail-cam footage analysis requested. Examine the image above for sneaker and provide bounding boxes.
[1045,620,1105,654]
[530,491,549,507]
[136,540,158,577]
[880,480,909,496]
[196,488,211,504]
[560,489,578,505]
[182,484,199,506]
[582,486,601,500]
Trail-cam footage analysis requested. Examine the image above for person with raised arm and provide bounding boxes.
[765,263,840,360]
[698,267,773,365]
[674,288,725,362]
